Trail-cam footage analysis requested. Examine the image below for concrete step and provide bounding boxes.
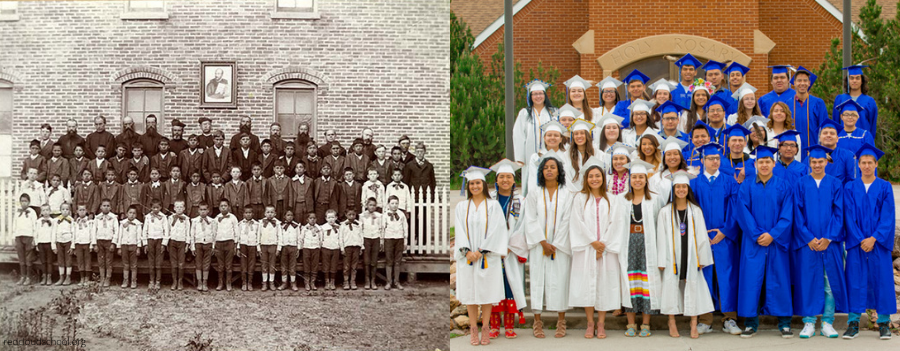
[513,310,867,330]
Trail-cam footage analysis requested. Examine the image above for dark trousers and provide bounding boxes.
[259,244,277,274]
[281,246,299,276]
[215,240,235,273]
[120,244,138,271]
[303,248,320,274]
[147,238,165,269]
[240,245,257,275]
[37,242,54,274]
[274,200,286,220]
[194,243,213,271]
[15,236,35,274]
[292,202,312,224]
[168,240,186,270]
[56,242,73,267]
[74,244,91,273]
[363,238,380,266]
[251,203,265,220]
[384,238,404,266]
[343,246,361,277]
[322,248,340,274]
[315,202,331,225]
[96,239,115,271]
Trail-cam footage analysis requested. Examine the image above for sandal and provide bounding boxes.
[533,319,545,338]
[480,328,491,345]
[505,328,517,339]
[597,323,607,339]
[639,324,652,337]
[470,329,480,346]
[668,320,680,338]
[555,319,567,338]
[584,322,595,339]
[612,309,623,317]
[625,323,637,337]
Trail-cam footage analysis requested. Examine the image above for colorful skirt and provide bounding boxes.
[623,231,658,314]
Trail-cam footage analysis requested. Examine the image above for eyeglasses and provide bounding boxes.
[708,108,725,113]
[841,113,858,117]
[602,90,616,95]
[662,117,678,121]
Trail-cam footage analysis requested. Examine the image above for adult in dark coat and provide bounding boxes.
[317,129,346,158]
[402,142,436,201]
[138,114,163,157]
[361,128,377,161]
[168,119,189,155]
[398,135,416,163]
[196,117,215,149]
[230,133,259,182]
[268,123,288,157]
[115,116,142,159]
[229,116,260,152]
[38,123,54,159]
[294,122,312,158]
[57,119,86,159]
[84,116,117,160]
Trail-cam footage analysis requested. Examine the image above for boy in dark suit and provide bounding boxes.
[303,141,322,180]
[266,160,292,219]
[203,130,231,183]
[21,139,47,183]
[150,137,178,182]
[179,134,204,184]
[322,142,345,179]
[230,133,258,181]
[347,139,370,183]
[313,163,339,225]
[258,139,277,178]
[247,163,266,219]
[291,162,314,223]
[337,167,362,221]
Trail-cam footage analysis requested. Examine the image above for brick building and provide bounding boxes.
[0,0,450,186]
[453,0,895,101]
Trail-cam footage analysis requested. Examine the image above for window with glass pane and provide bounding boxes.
[277,0,314,12]
[0,2,17,15]
[128,0,164,11]
[123,80,164,134]
[0,84,12,178]
[275,82,316,138]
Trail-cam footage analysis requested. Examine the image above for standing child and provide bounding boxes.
[384,169,413,217]
[370,145,390,185]
[167,200,190,290]
[179,134,204,184]
[224,167,250,219]
[146,169,166,214]
[35,204,55,285]
[340,209,363,290]
[259,139,277,178]
[143,200,170,289]
[321,210,342,290]
[279,210,301,291]
[303,142,322,179]
[247,164,266,218]
[87,145,110,183]
[191,203,216,291]
[13,194,38,285]
[383,195,408,290]
[314,164,339,224]
[121,167,148,221]
[72,204,95,287]
[265,161,292,219]
[258,205,282,291]
[69,145,89,187]
[280,143,300,178]
[54,203,75,285]
[206,172,226,217]
[130,145,150,183]
[116,205,143,289]
[185,171,207,218]
[214,199,239,291]
[360,198,383,289]
[323,142,346,178]
[163,166,186,213]
[46,174,72,216]
[46,143,70,187]
[94,199,119,287]
[238,206,260,291]
[386,146,406,186]
[338,167,362,220]
[109,144,129,183]
[21,140,47,183]
[347,139,370,182]
[301,212,322,291]
[150,138,178,182]
[73,169,100,215]
[202,131,231,183]
[361,168,386,211]
[21,168,47,214]
[99,170,122,216]
[291,163,314,222]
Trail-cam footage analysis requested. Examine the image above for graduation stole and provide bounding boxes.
[464,199,489,269]
[542,188,559,260]
[669,204,700,276]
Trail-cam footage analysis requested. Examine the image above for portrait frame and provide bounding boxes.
[200,61,237,108]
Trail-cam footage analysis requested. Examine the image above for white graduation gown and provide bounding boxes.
[454,199,509,305]
[491,189,528,310]
[522,149,569,197]
[568,192,623,311]
[564,148,598,194]
[622,126,659,147]
[656,203,715,316]
[612,193,665,310]
[606,169,631,200]
[512,107,555,165]
[649,169,674,203]
[524,186,573,312]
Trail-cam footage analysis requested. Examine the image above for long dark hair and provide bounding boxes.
[526,91,556,122]
[666,184,700,207]
[567,89,594,122]
[685,89,709,128]
[843,74,869,95]
[597,124,623,152]
[465,179,492,200]
[624,172,654,200]
[536,157,566,188]
[662,149,689,173]
[569,131,595,181]
[579,165,608,205]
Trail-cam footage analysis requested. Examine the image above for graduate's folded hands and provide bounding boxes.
[757,233,773,246]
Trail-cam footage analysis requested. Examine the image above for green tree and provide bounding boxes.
[811,0,900,180]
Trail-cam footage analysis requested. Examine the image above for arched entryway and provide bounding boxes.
[597,34,753,78]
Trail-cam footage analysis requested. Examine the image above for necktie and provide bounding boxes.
[710,175,716,183]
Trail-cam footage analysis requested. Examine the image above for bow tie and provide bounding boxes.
[368,184,380,191]
[392,184,401,189]
[49,186,60,196]
[41,218,52,226]
[151,213,163,220]
[18,208,28,216]
[388,212,400,221]
[283,222,297,230]
[58,217,72,224]
[202,218,211,225]
[218,216,226,222]
[262,219,274,227]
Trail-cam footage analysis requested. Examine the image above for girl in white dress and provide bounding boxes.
[649,136,689,202]
[565,119,600,194]
[593,77,622,118]
[726,84,761,126]
[622,99,658,146]
[513,80,558,166]
[522,121,569,197]
[607,142,635,199]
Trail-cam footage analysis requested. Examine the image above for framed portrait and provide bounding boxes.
[200,61,237,108]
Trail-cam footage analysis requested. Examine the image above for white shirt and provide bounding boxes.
[214,213,239,243]
[115,219,143,246]
[321,223,341,250]
[280,222,301,247]
[94,212,119,241]
[168,214,191,244]
[191,216,216,245]
[340,220,364,249]
[13,207,38,238]
[360,211,384,240]
[704,170,720,182]
[301,224,322,249]
[383,210,408,240]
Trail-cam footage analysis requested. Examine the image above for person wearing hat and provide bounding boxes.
[565,118,599,193]
[788,67,826,160]
[556,103,581,146]
[648,79,676,128]
[791,145,848,339]
[834,65,878,139]
[196,117,215,149]
[84,116,117,161]
[521,121,568,197]
[742,115,775,156]
[681,80,711,133]
[704,95,729,144]
[612,159,664,337]
[835,99,875,155]
[487,159,528,340]
[623,99,658,146]
[842,144,895,340]
[594,76,622,117]
[568,156,619,339]
[813,119,857,184]
[725,62,751,115]
[612,70,651,128]
[523,153,574,339]
[727,83,762,126]
[735,145,795,338]
[690,143,742,335]
[454,166,508,346]
[758,65,796,118]
[636,134,663,178]
[773,130,809,184]
[649,136,689,202]
[168,119,188,155]
[672,54,703,109]
[513,80,557,166]
[607,142,635,198]
[702,59,736,113]
[595,113,625,156]
[656,101,691,144]
[657,170,715,339]
[719,124,756,183]
[565,75,595,123]
[683,120,715,175]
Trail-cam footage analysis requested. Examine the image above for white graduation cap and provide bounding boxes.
[731,83,758,101]
[610,142,635,157]
[557,104,583,120]
[570,118,595,133]
[537,151,564,166]
[489,159,521,175]
[461,166,491,182]
[578,156,605,178]
[628,99,654,114]
[626,159,656,175]
[564,75,591,91]
[659,136,689,153]
[597,113,624,128]
[742,115,769,130]
[596,76,623,91]
[665,170,697,185]
[541,120,566,135]
[649,78,676,93]
[526,80,551,93]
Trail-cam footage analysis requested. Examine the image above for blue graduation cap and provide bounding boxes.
[622,69,650,84]
[723,124,751,141]
[842,65,869,76]
[855,143,885,161]
[655,101,686,115]
[675,54,703,68]
[806,145,833,159]
[701,59,726,72]
[691,120,716,138]
[768,65,792,76]
[791,66,818,88]
[725,62,750,76]
[774,130,800,145]
[705,94,730,111]
[835,99,864,114]
[820,118,840,132]
[755,145,778,159]
[698,143,724,158]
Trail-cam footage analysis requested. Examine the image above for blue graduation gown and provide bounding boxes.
[736,175,794,318]
[818,147,857,184]
[833,94,879,139]
[843,178,897,315]
[672,83,692,110]
[613,100,634,129]
[682,143,704,171]
[792,175,848,317]
[837,128,874,155]
[713,89,737,116]
[658,130,690,144]
[719,155,756,185]
[791,96,827,158]
[692,173,741,313]
[774,159,809,185]
[758,89,796,117]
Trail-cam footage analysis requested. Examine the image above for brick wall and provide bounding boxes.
[0,0,450,186]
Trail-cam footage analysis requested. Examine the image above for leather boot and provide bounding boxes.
[371,265,379,290]
[324,273,330,290]
[202,271,210,291]
[106,267,113,287]
[242,272,248,291]
[130,270,137,289]
[393,264,403,290]
[384,266,392,290]
[156,268,162,290]
[40,273,47,286]
[350,270,358,290]
[63,268,72,286]
[364,265,371,290]
[343,274,350,290]
[291,275,298,291]
[196,271,203,291]
[311,273,317,291]
[172,267,179,290]
[304,273,311,291]
[225,271,233,291]
[56,267,65,286]
[216,271,224,291]
[261,275,268,291]
[121,270,129,288]
[99,268,106,287]
[279,273,288,290]
[178,269,184,290]
[148,268,154,289]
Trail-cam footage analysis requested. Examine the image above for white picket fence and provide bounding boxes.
[0,178,451,255]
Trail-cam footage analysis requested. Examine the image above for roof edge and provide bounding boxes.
[472,0,532,49]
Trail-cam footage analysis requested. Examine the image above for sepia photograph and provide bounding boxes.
[201,62,236,107]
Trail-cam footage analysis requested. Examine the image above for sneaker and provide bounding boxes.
[821,322,839,338]
[781,327,793,339]
[723,319,742,335]
[697,323,713,334]
[799,322,815,339]
[843,321,859,339]
[740,327,757,338]
[879,323,891,340]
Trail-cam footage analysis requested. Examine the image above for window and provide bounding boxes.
[0,81,12,178]
[272,0,320,19]
[274,80,317,139]
[127,0,165,11]
[277,0,314,12]
[0,1,18,21]
[121,0,168,20]
[123,79,164,134]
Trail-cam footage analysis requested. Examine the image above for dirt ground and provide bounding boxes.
[0,274,449,351]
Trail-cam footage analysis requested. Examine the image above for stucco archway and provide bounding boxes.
[596,34,753,77]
